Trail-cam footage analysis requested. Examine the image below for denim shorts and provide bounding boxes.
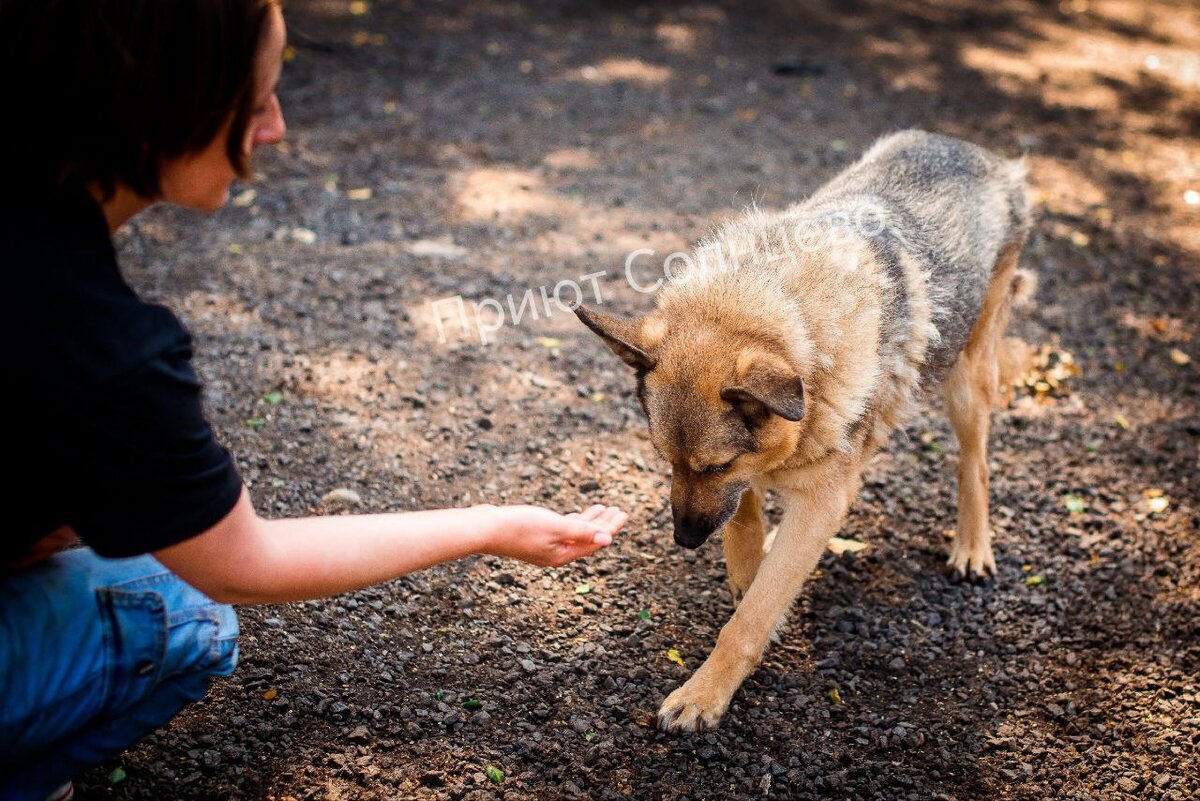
[0,548,238,801]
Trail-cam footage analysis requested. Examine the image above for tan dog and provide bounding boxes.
[576,130,1035,732]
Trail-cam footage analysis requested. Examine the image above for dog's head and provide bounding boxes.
[576,304,806,549]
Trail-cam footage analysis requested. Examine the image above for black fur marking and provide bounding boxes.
[634,368,650,417]
[865,225,911,347]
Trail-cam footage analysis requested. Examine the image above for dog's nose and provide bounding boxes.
[673,517,714,549]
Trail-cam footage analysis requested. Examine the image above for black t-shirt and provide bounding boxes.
[4,185,244,561]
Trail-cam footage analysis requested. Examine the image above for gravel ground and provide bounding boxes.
[76,0,1197,798]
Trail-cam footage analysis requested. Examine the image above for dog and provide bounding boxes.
[575,130,1035,732]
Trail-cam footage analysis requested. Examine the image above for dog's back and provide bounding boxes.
[798,130,1030,379]
[653,129,1034,459]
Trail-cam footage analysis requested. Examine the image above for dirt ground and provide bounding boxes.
[76,0,1198,798]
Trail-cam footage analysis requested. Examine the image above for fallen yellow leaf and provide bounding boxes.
[665,648,685,667]
[536,336,562,349]
[1169,348,1191,365]
[262,688,277,700]
[828,536,869,555]
[829,687,843,705]
[1144,489,1169,514]
[1114,413,1130,430]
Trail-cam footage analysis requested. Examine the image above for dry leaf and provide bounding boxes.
[1011,344,1079,402]
[322,487,363,507]
[1144,489,1169,514]
[828,536,869,555]
[406,239,468,259]
[262,688,278,700]
[1169,348,1191,365]
[665,648,685,667]
[1114,413,1130,430]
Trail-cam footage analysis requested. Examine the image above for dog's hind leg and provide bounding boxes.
[941,242,1027,577]
[722,489,766,607]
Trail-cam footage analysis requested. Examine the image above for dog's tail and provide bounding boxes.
[994,268,1038,404]
[1010,267,1037,309]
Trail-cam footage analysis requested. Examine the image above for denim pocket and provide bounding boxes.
[95,587,168,719]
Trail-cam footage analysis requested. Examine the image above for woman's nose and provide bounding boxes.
[253,95,286,147]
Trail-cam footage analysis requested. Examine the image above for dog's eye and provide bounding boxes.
[699,459,736,475]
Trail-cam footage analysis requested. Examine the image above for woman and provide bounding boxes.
[0,2,627,799]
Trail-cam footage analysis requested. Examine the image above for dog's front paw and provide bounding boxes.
[946,536,996,578]
[657,674,734,733]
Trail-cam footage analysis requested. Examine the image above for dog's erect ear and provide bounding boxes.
[721,355,805,422]
[574,305,658,370]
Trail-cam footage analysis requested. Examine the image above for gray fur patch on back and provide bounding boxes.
[800,130,1028,381]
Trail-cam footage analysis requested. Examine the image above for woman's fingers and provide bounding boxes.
[594,506,627,531]
[576,504,608,522]
[560,506,625,545]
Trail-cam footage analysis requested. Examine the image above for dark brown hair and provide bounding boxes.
[0,0,276,199]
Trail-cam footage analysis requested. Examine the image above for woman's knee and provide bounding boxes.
[101,564,240,685]
[203,600,239,678]
[159,585,240,682]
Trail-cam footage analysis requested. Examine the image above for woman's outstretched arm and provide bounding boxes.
[154,488,626,604]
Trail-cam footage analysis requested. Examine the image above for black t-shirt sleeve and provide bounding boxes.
[53,340,245,558]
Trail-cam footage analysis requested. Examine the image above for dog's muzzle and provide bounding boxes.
[673,517,716,549]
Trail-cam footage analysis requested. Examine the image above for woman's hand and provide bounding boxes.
[483,504,627,567]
